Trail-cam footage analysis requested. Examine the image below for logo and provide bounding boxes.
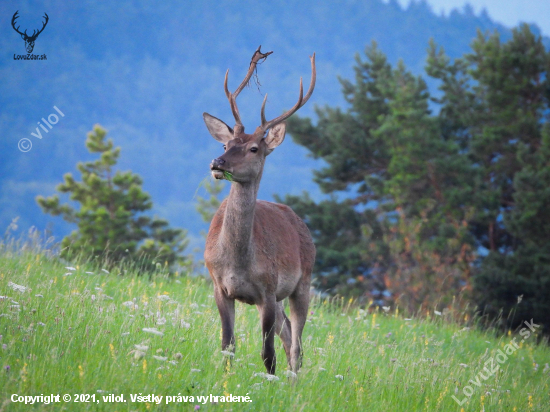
[11,10,48,58]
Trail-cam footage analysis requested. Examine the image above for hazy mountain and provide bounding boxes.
[1,0,546,253]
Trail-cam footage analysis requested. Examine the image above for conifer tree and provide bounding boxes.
[37,124,189,273]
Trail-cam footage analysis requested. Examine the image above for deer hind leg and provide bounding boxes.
[258,297,277,374]
[214,287,235,352]
[275,301,292,367]
[289,284,310,372]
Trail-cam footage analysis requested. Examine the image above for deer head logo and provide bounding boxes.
[11,11,49,54]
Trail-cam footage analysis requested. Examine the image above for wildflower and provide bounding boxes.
[180,320,191,329]
[194,406,200,410]
[157,295,171,301]
[517,295,523,304]
[5,365,10,372]
[191,368,201,373]
[142,328,164,336]
[8,282,27,293]
[65,267,76,271]
[156,317,167,326]
[2,344,7,350]
[319,367,327,371]
[86,271,94,275]
[221,350,234,357]
[122,301,135,308]
[386,332,392,338]
[253,372,278,381]
[284,370,297,378]
[133,350,146,360]
[0,296,8,300]
[35,294,43,298]
[101,269,109,274]
[335,375,344,380]
[63,273,73,276]
[174,353,183,360]
[134,345,149,351]
[543,363,549,374]
[434,310,442,316]
[38,322,46,326]
[153,356,167,361]
[382,306,390,313]
[459,363,468,368]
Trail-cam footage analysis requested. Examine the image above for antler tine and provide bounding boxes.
[224,46,273,131]
[34,13,49,37]
[261,52,316,132]
[11,11,25,36]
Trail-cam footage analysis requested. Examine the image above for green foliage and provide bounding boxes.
[195,178,225,224]
[37,125,189,273]
[285,26,550,330]
[2,249,550,411]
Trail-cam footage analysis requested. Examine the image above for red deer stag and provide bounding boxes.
[203,46,316,375]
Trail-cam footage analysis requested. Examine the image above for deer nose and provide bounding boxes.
[211,157,225,170]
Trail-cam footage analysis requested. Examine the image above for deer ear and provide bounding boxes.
[264,123,286,154]
[203,113,234,143]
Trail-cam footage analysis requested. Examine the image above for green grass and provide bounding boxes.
[1,248,549,411]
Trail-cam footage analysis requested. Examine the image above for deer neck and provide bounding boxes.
[220,177,261,265]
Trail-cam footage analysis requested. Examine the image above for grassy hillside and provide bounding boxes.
[0,246,549,411]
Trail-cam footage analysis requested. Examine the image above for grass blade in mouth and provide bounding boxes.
[223,171,234,181]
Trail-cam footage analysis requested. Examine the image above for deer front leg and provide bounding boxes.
[214,287,235,352]
[289,285,310,372]
[258,297,277,374]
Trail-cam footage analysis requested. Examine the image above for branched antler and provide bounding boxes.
[224,46,273,133]
[260,53,316,132]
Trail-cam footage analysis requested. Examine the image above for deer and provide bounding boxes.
[11,11,49,54]
[203,46,316,375]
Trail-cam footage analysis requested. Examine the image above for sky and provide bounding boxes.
[396,0,550,36]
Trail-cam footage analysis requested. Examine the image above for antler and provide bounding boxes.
[30,13,49,40]
[11,11,49,40]
[260,53,316,132]
[224,46,273,133]
[11,11,25,36]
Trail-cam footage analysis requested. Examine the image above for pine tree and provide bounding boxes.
[37,124,189,273]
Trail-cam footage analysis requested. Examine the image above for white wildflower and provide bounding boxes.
[35,294,43,298]
[382,306,390,313]
[134,344,149,351]
[253,372,279,381]
[434,310,442,316]
[122,301,136,308]
[63,272,73,276]
[65,267,76,271]
[156,317,167,326]
[95,287,103,292]
[38,322,46,326]
[142,328,164,336]
[283,370,297,378]
[191,368,201,373]
[101,269,109,274]
[86,271,94,275]
[319,367,327,371]
[157,295,171,301]
[168,360,178,365]
[153,355,167,361]
[221,350,234,357]
[133,350,146,360]
[190,303,199,309]
[180,320,191,329]
[8,282,27,293]
[459,363,468,368]
[121,332,130,337]
[335,375,344,380]
[0,296,8,300]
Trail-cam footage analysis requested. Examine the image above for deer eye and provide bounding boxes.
[223,145,227,151]
[250,147,258,153]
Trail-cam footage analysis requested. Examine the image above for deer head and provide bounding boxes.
[203,46,316,184]
[12,11,49,54]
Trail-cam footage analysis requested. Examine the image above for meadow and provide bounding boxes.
[1,244,549,411]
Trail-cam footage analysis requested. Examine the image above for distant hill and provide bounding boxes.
[1,0,547,253]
